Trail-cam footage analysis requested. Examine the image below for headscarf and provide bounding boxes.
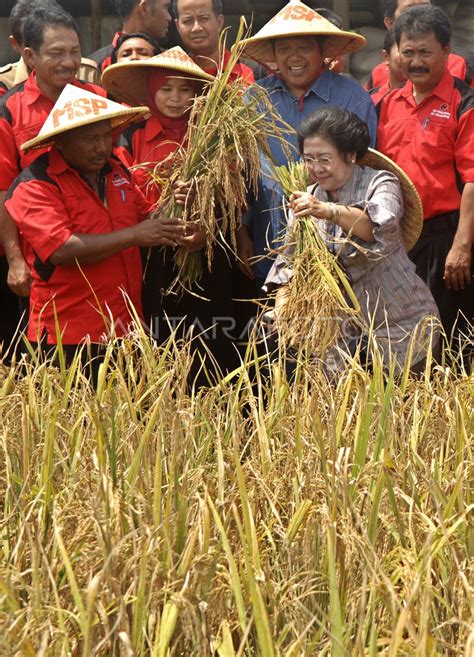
[146,68,200,143]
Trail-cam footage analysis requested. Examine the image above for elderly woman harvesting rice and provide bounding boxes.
[266,106,440,373]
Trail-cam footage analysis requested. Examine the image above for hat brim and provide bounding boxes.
[101,59,214,106]
[21,106,149,152]
[359,148,423,251]
[240,31,366,66]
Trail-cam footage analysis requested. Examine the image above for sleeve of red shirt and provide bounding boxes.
[0,118,21,191]
[5,180,73,263]
[133,183,154,220]
[455,105,474,184]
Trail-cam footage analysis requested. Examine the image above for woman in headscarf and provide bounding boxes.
[102,47,240,386]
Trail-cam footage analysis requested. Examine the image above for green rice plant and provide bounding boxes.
[0,327,472,655]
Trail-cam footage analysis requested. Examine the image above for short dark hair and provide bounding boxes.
[111,31,160,63]
[297,106,370,161]
[383,27,397,53]
[394,5,451,48]
[23,6,80,52]
[382,0,397,20]
[9,0,59,45]
[172,0,223,20]
[114,0,140,21]
[307,7,343,30]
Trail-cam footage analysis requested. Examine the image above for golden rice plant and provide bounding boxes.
[0,328,472,655]
[149,19,291,291]
[271,161,361,355]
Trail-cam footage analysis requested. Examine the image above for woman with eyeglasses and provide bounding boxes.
[265,106,440,373]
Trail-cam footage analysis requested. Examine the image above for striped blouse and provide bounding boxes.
[265,165,440,370]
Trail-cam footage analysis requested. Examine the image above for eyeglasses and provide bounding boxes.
[301,155,334,169]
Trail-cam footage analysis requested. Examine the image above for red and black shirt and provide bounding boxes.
[5,150,152,344]
[0,73,106,192]
[377,68,474,220]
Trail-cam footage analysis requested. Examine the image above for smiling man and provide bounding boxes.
[237,0,375,284]
[367,0,472,90]
[377,5,474,356]
[0,5,106,313]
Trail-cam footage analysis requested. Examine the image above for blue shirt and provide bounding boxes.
[245,69,378,280]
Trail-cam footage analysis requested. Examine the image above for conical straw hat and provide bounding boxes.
[101,46,215,106]
[240,0,366,65]
[22,84,148,152]
[359,148,423,251]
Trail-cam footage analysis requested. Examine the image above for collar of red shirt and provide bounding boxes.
[402,67,453,105]
[47,148,113,178]
[24,71,93,104]
[144,114,166,142]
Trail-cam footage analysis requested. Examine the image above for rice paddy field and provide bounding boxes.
[0,334,473,656]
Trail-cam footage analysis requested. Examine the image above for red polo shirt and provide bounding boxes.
[368,52,472,90]
[0,73,106,191]
[369,81,391,107]
[377,69,474,220]
[5,150,152,344]
[116,115,185,206]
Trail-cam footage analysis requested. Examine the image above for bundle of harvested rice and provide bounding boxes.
[151,20,290,291]
[271,161,360,354]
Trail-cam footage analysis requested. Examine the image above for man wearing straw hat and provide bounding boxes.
[236,0,377,286]
[4,85,187,364]
[377,5,474,358]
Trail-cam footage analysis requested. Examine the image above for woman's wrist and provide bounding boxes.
[325,202,340,224]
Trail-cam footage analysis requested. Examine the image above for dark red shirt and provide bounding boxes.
[369,81,391,107]
[377,69,474,220]
[368,52,473,90]
[5,150,152,344]
[116,115,185,206]
[0,73,106,191]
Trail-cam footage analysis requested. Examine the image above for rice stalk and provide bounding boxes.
[271,161,360,355]
[147,18,291,290]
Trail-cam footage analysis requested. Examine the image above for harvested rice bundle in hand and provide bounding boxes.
[271,161,360,355]
[153,21,288,290]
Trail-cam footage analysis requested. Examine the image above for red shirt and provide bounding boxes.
[116,115,185,206]
[0,73,106,191]
[377,69,474,220]
[368,52,472,90]
[5,150,152,344]
[369,81,391,107]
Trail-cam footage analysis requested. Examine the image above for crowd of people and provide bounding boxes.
[0,0,472,384]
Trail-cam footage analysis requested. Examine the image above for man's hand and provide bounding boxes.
[134,215,187,248]
[176,222,207,253]
[236,224,254,279]
[7,256,31,297]
[444,242,472,290]
[174,180,196,209]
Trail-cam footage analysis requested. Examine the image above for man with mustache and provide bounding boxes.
[377,5,474,358]
[367,0,472,90]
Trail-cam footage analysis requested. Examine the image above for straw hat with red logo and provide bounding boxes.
[101,46,215,107]
[21,84,148,152]
[240,0,366,65]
